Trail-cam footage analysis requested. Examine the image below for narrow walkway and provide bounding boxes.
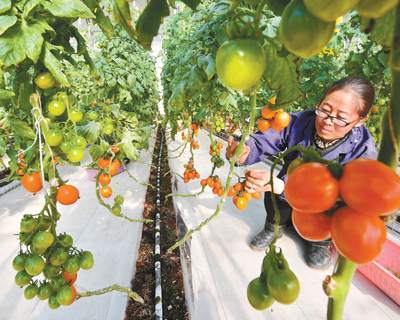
[167,127,400,320]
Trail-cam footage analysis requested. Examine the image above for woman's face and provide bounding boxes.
[315,89,368,142]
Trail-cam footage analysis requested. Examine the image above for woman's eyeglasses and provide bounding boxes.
[315,108,356,127]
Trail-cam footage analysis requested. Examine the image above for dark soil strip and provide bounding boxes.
[125,125,189,320]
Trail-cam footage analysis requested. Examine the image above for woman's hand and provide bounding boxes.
[226,136,250,164]
[244,169,285,195]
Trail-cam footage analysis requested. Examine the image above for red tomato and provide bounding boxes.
[339,158,400,216]
[56,185,79,205]
[63,271,77,285]
[292,210,331,241]
[99,174,111,186]
[285,162,339,213]
[258,119,271,132]
[330,206,387,264]
[109,160,120,176]
[22,172,43,193]
[98,158,111,169]
[100,186,112,198]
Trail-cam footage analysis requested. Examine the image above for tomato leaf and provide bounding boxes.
[79,120,101,144]
[8,116,36,150]
[0,18,47,66]
[0,138,6,156]
[83,50,99,79]
[0,88,14,99]
[370,9,394,49]
[40,41,70,87]
[81,0,114,39]
[197,55,216,80]
[0,0,11,14]
[23,0,41,19]
[181,0,200,11]
[168,82,185,112]
[0,15,17,36]
[44,0,95,19]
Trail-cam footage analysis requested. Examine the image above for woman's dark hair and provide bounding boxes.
[321,77,375,117]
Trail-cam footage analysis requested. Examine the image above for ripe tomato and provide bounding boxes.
[22,172,42,193]
[270,118,285,131]
[24,254,45,276]
[285,162,339,213]
[235,197,247,210]
[63,271,77,285]
[216,39,266,91]
[330,206,387,264]
[217,188,224,197]
[57,184,80,205]
[292,210,331,241]
[274,112,290,129]
[252,192,262,200]
[98,157,111,169]
[247,277,275,310]
[67,146,85,162]
[258,119,270,132]
[234,182,242,191]
[303,0,358,22]
[100,186,112,198]
[45,130,62,146]
[242,190,252,201]
[227,186,236,197]
[69,109,83,122]
[339,158,400,216]
[110,160,120,176]
[281,0,335,58]
[32,231,54,249]
[261,105,277,119]
[34,71,56,89]
[48,100,66,116]
[99,174,111,186]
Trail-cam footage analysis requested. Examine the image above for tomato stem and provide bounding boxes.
[75,283,143,303]
[324,254,357,320]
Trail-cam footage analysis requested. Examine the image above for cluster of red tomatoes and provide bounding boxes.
[285,158,400,264]
[258,101,290,133]
[248,246,300,310]
[183,158,200,184]
[232,182,261,210]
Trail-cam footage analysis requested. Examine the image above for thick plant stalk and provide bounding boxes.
[76,283,144,303]
[377,2,400,169]
[324,254,357,320]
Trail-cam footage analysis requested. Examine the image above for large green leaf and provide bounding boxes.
[40,41,69,87]
[113,0,137,40]
[0,138,6,156]
[370,9,394,49]
[181,0,200,10]
[45,0,95,19]
[8,116,36,151]
[135,0,169,50]
[263,43,303,106]
[0,18,46,67]
[168,82,185,111]
[23,0,41,18]
[120,128,140,160]
[197,55,216,80]
[81,120,101,144]
[0,88,14,99]
[0,0,11,14]
[83,50,99,79]
[0,15,17,36]
[81,0,113,39]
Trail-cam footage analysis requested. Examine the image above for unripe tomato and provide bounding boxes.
[24,284,38,300]
[303,0,359,22]
[247,277,275,310]
[22,172,43,193]
[12,255,26,271]
[24,254,45,276]
[34,71,56,89]
[330,206,387,264]
[75,136,87,149]
[60,141,72,153]
[56,285,75,306]
[45,129,62,146]
[104,123,114,135]
[355,0,398,19]
[285,162,339,213]
[216,39,266,91]
[32,231,54,249]
[69,109,83,122]
[15,270,32,286]
[48,100,66,116]
[57,184,80,205]
[67,146,85,162]
[88,110,99,120]
[79,251,94,270]
[267,260,300,304]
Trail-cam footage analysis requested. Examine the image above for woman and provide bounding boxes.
[226,77,377,270]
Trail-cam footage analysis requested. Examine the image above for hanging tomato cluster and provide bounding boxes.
[258,100,290,132]
[232,181,262,211]
[248,247,300,310]
[285,158,400,264]
[209,140,225,168]
[183,158,200,184]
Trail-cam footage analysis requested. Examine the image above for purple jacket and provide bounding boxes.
[243,110,378,201]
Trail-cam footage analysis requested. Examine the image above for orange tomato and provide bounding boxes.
[292,210,331,241]
[261,105,277,119]
[258,119,271,132]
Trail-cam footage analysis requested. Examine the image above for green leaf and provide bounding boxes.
[89,143,104,161]
[197,55,215,80]
[181,0,200,11]
[210,2,230,16]
[81,0,113,39]
[0,0,11,14]
[0,88,14,99]
[0,138,6,156]
[23,0,41,18]
[370,9,394,49]
[8,116,36,142]
[40,41,70,87]
[120,128,140,160]
[127,74,136,88]
[45,0,95,19]
[80,120,101,144]
[135,0,170,50]
[113,0,137,40]
[82,92,95,105]
[184,65,204,98]
[0,15,17,36]
[83,50,99,79]
[168,82,186,112]
[0,18,46,67]
[263,43,303,106]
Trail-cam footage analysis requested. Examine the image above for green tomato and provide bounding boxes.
[56,285,74,306]
[34,71,56,89]
[104,116,113,123]
[48,294,61,309]
[379,97,386,105]
[63,256,80,274]
[67,146,85,162]
[267,261,300,304]
[114,195,124,205]
[369,126,376,133]
[37,283,53,300]
[32,231,54,249]
[20,215,37,233]
[48,101,66,116]
[104,123,114,135]
[36,215,52,231]
[69,109,83,122]
[79,251,94,270]
[104,104,112,112]
[24,284,39,300]
[89,110,99,120]
[12,255,26,271]
[75,136,87,149]
[15,270,32,286]
[247,277,275,310]
[216,39,266,91]
[60,141,72,153]
[45,130,63,146]
[43,264,61,279]
[58,234,73,248]
[30,244,47,255]
[50,248,69,266]
[24,254,45,276]
[50,275,67,291]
